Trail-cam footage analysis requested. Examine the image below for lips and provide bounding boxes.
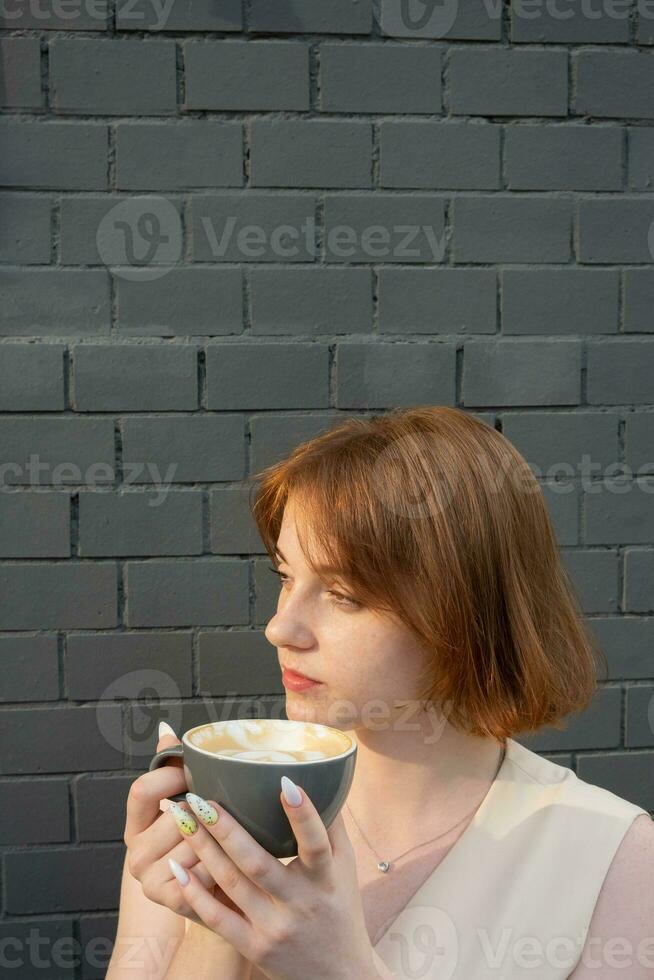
[281,665,320,683]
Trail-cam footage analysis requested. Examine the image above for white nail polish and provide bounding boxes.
[186,792,219,825]
[168,857,190,886]
[281,775,302,807]
[159,721,176,738]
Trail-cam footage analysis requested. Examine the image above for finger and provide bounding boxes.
[280,777,333,879]
[186,861,215,892]
[167,802,273,923]
[182,795,293,903]
[156,867,211,928]
[140,836,212,892]
[155,731,185,774]
[160,847,230,899]
[167,861,257,961]
[131,802,205,885]
[147,801,198,855]
[126,737,187,837]
[324,807,353,856]
[154,731,184,769]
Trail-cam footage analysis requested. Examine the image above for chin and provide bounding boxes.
[285,692,356,732]
[284,693,323,723]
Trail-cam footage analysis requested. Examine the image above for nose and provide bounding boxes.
[264,606,315,652]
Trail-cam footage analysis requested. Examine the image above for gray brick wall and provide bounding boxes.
[1,1,653,974]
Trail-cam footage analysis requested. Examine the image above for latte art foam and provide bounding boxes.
[187,719,350,763]
[208,748,332,762]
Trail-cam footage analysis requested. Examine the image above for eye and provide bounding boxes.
[326,589,361,609]
[267,565,361,609]
[268,564,289,585]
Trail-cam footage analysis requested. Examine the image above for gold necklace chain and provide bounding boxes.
[344,743,506,873]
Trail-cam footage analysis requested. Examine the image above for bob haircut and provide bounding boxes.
[248,406,606,741]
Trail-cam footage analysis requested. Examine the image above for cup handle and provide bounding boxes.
[149,744,187,803]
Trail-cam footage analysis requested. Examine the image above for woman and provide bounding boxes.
[108,406,653,980]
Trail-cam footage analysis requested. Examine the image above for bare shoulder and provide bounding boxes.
[568,813,654,979]
[601,813,654,890]
[626,811,654,851]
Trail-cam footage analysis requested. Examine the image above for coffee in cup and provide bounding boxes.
[187,718,350,763]
[148,718,357,858]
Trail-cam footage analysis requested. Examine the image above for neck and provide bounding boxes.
[343,709,505,836]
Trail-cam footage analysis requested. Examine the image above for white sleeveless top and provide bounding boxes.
[368,735,649,979]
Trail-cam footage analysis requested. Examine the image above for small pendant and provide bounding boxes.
[378,860,390,873]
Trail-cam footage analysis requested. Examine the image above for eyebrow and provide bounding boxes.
[274,546,341,576]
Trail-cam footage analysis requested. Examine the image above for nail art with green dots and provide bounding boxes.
[168,801,198,836]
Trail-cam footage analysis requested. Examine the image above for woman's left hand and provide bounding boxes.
[165,776,379,980]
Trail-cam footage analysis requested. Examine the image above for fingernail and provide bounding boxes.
[168,801,198,836]
[159,721,176,738]
[186,792,219,825]
[168,857,190,887]
[281,775,302,807]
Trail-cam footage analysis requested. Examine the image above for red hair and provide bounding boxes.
[248,406,605,741]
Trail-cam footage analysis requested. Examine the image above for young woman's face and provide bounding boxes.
[264,501,434,733]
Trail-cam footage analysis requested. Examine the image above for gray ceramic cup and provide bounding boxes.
[148,718,357,858]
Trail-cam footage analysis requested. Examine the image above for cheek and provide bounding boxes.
[354,634,430,692]
[322,618,428,688]
[335,635,400,692]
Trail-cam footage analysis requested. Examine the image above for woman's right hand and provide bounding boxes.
[123,730,246,928]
